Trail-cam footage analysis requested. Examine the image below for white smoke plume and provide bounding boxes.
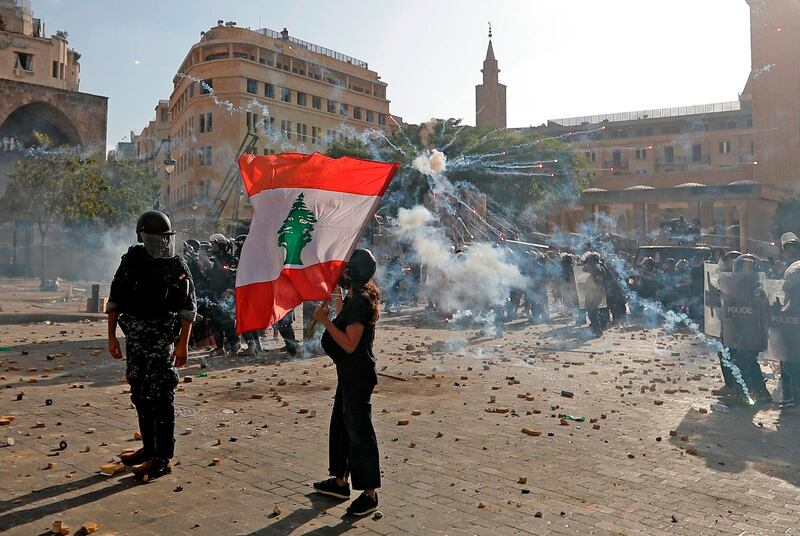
[413,149,447,177]
[397,205,527,316]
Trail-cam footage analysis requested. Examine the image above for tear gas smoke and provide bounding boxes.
[412,149,447,177]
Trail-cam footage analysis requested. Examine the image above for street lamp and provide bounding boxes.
[163,136,176,175]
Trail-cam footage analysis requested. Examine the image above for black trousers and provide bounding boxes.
[275,311,297,351]
[730,349,770,402]
[131,387,175,460]
[328,383,381,490]
[781,362,800,402]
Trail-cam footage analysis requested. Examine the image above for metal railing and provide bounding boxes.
[257,28,368,69]
[550,101,742,127]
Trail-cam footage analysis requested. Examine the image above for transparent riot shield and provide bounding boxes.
[703,262,721,338]
[718,272,768,352]
[766,281,800,363]
[574,266,607,310]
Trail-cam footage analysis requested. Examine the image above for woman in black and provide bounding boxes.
[313,249,382,516]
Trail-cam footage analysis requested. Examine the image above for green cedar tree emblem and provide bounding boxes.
[277,192,317,266]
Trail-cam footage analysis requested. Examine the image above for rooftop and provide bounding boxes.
[256,27,368,70]
[549,100,743,127]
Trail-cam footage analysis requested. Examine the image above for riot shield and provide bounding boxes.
[558,265,579,310]
[574,265,607,310]
[718,272,769,352]
[766,282,800,363]
[703,263,721,338]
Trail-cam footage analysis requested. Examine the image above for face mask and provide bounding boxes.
[141,232,175,259]
[338,271,351,289]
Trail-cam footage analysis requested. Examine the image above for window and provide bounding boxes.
[281,120,293,140]
[635,148,647,160]
[189,83,195,98]
[326,129,336,145]
[312,96,322,110]
[296,92,307,106]
[720,141,732,154]
[52,60,58,78]
[339,103,349,117]
[59,63,64,79]
[664,146,674,163]
[246,112,259,131]
[378,113,386,126]
[612,150,622,167]
[246,78,257,94]
[327,99,337,113]
[280,87,291,102]
[198,146,213,166]
[14,52,33,71]
[354,107,362,120]
[296,123,307,142]
[265,116,275,134]
[199,112,212,133]
[312,126,320,145]
[366,110,375,123]
[265,83,275,98]
[692,144,702,162]
[200,79,213,94]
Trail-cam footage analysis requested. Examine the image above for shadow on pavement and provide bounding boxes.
[671,403,800,487]
[0,475,136,531]
[242,493,357,536]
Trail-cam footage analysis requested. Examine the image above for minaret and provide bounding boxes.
[476,23,507,129]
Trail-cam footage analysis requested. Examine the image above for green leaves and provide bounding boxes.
[325,119,590,217]
[0,133,160,230]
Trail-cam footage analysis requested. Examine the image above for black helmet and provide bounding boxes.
[733,253,759,273]
[720,250,741,272]
[186,239,200,252]
[235,234,248,245]
[582,251,600,265]
[346,248,377,283]
[136,210,174,242]
[641,256,656,270]
[209,233,230,255]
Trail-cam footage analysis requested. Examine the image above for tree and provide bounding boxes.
[326,119,590,223]
[103,159,161,225]
[0,133,111,284]
[277,193,317,266]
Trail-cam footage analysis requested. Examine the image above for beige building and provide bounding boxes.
[138,23,393,233]
[0,0,107,276]
[0,0,79,92]
[525,0,800,255]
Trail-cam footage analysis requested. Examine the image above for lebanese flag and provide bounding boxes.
[234,152,399,334]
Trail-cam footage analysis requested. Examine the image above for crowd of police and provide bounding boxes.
[182,233,298,358]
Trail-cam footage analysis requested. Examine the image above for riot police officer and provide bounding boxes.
[205,233,238,356]
[780,237,800,407]
[107,210,196,481]
[712,250,742,398]
[720,254,771,404]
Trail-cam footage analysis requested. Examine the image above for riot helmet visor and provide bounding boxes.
[141,232,176,259]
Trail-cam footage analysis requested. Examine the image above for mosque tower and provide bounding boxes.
[475,23,507,129]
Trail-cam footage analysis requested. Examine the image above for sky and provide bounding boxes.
[33,0,753,151]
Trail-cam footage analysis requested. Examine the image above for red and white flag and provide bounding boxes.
[235,152,399,334]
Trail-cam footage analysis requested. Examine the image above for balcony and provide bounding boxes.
[602,160,629,174]
[655,155,711,169]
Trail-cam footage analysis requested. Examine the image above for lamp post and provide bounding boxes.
[161,137,176,211]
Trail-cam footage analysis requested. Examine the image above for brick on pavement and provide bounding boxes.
[1,308,799,535]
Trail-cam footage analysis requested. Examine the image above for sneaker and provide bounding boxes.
[120,447,150,467]
[346,491,378,516]
[132,458,172,482]
[312,477,350,499]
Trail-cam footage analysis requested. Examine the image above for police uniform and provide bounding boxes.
[108,211,196,477]
[720,255,771,403]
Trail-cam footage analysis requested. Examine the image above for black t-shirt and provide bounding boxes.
[321,293,378,387]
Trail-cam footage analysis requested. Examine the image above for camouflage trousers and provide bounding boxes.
[119,314,180,459]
